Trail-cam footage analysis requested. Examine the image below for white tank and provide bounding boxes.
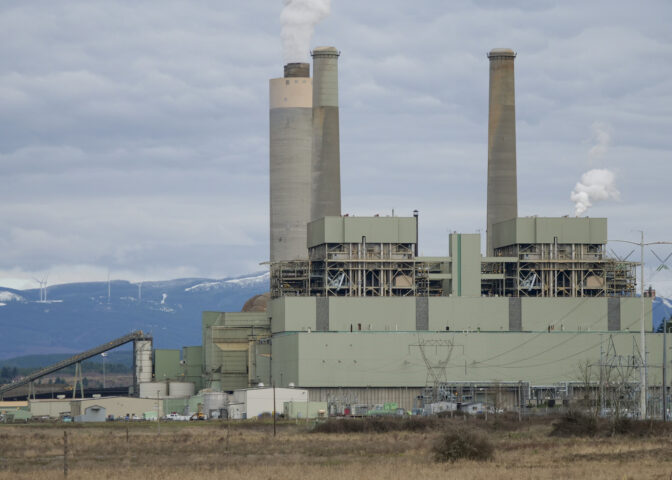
[203,392,228,414]
[135,340,153,384]
[167,382,195,398]
[139,382,167,399]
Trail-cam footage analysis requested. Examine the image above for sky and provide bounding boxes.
[0,0,671,294]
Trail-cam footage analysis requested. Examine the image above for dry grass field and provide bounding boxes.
[1,415,672,479]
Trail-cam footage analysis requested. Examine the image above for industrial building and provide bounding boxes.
[147,45,658,415]
[1,46,661,418]
[73,45,644,417]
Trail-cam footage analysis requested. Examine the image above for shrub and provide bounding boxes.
[432,428,494,463]
[612,417,672,437]
[549,410,598,437]
[312,416,439,434]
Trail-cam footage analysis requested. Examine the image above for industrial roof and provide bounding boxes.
[307,216,417,248]
[491,216,608,248]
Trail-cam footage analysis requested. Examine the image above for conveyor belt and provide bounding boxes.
[0,331,151,397]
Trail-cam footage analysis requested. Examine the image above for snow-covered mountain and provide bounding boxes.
[0,291,27,305]
[0,272,269,359]
[653,296,672,331]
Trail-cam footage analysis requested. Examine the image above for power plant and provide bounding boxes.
[197,46,659,414]
[3,46,662,420]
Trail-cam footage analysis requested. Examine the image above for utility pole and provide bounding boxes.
[156,389,161,435]
[273,382,277,437]
[640,231,646,419]
[664,318,668,421]
[101,352,107,389]
[599,335,605,415]
[518,381,522,422]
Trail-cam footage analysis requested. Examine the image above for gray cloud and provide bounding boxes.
[0,0,670,293]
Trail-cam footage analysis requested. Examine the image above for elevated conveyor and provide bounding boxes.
[0,331,152,398]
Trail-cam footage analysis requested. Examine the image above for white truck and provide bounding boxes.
[165,412,190,421]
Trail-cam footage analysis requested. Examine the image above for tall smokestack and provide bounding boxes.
[486,48,518,255]
[311,46,341,221]
[269,63,312,262]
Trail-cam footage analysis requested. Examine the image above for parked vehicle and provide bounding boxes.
[165,412,190,421]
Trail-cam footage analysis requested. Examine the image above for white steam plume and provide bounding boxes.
[281,0,331,64]
[570,169,620,216]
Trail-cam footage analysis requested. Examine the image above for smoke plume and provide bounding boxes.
[570,169,620,216]
[281,0,330,63]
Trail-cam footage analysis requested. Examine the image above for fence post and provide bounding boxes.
[63,430,68,478]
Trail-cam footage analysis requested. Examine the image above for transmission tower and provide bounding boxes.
[599,335,644,418]
[411,338,455,404]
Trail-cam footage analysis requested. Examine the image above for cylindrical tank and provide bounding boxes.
[134,340,153,384]
[311,46,341,222]
[269,62,313,262]
[203,392,228,414]
[486,48,518,255]
[139,381,167,399]
[167,382,195,398]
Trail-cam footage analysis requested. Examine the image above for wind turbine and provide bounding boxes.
[652,250,672,272]
[32,274,49,302]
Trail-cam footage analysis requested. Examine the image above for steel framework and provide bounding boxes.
[270,237,637,298]
[493,242,637,297]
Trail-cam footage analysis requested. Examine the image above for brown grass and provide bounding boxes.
[1,417,672,479]
[551,410,672,438]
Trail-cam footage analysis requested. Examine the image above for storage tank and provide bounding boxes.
[139,382,167,399]
[203,391,228,415]
[134,339,153,384]
[167,382,195,398]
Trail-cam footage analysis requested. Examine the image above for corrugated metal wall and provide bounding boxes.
[307,387,423,411]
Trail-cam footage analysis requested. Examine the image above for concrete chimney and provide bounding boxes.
[269,63,312,262]
[486,48,518,255]
[310,46,341,221]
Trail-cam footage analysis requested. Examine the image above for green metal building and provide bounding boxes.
[195,215,659,412]
[222,215,656,411]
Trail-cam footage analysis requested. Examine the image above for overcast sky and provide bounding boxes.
[1,0,671,294]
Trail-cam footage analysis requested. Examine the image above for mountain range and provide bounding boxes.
[0,272,269,360]
[0,273,670,362]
